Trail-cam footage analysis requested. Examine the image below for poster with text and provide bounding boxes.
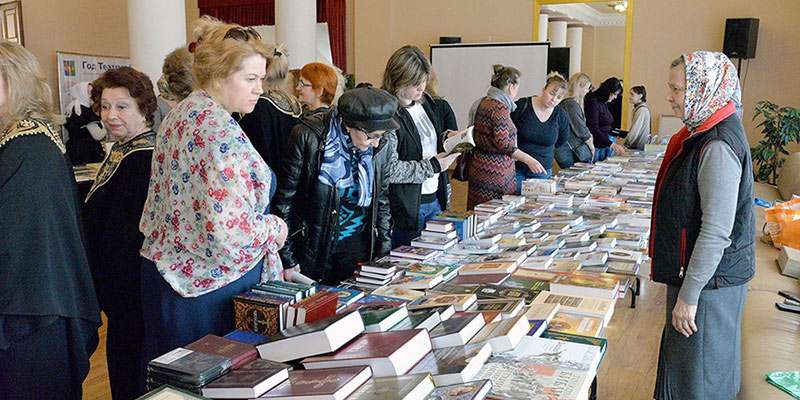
[56,51,130,114]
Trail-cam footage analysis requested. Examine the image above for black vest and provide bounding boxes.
[651,114,755,288]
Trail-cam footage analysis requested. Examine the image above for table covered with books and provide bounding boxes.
[136,152,663,400]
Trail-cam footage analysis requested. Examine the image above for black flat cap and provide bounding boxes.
[338,87,400,132]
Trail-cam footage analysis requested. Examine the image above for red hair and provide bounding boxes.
[300,62,338,105]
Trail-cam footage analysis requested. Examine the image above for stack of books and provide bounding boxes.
[147,348,232,393]
[521,178,557,196]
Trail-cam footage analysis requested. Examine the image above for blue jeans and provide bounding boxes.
[391,198,442,248]
[594,136,616,162]
[515,168,553,195]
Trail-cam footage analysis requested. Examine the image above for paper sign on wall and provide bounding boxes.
[56,51,130,114]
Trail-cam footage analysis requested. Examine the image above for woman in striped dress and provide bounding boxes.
[467,65,542,209]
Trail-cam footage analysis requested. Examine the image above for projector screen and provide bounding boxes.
[430,42,550,129]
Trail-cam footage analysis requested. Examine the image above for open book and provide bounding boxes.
[444,126,475,154]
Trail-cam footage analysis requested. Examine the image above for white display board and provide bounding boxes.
[56,51,130,114]
[431,42,549,129]
[252,22,333,67]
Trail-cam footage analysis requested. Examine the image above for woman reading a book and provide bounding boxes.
[271,87,397,284]
[83,66,157,399]
[138,16,288,367]
[510,72,570,185]
[0,41,101,399]
[467,65,541,209]
[651,51,753,400]
[381,45,462,247]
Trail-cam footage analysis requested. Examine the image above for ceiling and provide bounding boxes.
[541,3,627,27]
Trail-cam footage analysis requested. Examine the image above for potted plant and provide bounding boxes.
[751,100,800,185]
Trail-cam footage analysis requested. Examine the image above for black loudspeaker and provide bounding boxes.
[440,36,461,44]
[723,18,759,59]
[547,47,570,79]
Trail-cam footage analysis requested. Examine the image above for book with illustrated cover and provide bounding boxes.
[224,330,269,346]
[474,285,541,305]
[185,335,257,370]
[347,373,436,400]
[409,343,492,386]
[531,291,614,324]
[315,285,365,311]
[430,283,480,296]
[405,264,449,277]
[409,294,477,312]
[546,312,603,337]
[410,304,455,322]
[606,260,640,276]
[411,235,458,250]
[232,292,288,336]
[391,245,443,261]
[524,303,561,323]
[201,359,290,399]
[259,366,372,399]
[391,274,444,290]
[458,262,517,276]
[357,303,409,332]
[550,274,620,300]
[302,329,432,377]
[443,126,475,154]
[475,336,601,400]
[451,310,502,324]
[372,286,426,301]
[426,220,455,232]
[471,299,525,318]
[391,309,443,332]
[374,255,420,269]
[541,331,608,362]
[426,380,492,400]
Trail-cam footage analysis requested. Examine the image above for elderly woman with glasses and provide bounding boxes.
[651,51,753,400]
[138,16,288,366]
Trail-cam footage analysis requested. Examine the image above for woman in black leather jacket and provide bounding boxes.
[271,87,399,284]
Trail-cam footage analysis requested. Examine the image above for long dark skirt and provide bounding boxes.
[140,258,263,369]
[655,284,747,400]
[0,317,98,400]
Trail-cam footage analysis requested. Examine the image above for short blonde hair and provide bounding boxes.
[191,16,271,89]
[0,41,62,131]
[567,72,592,98]
[545,71,568,92]
[382,45,431,97]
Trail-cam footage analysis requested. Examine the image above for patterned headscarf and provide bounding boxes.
[680,51,742,130]
[318,108,374,207]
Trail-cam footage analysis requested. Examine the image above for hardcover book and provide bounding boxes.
[429,313,485,348]
[315,285,365,311]
[474,285,541,305]
[201,359,290,399]
[372,286,426,301]
[233,292,288,336]
[347,373,436,400]
[148,348,232,386]
[390,245,442,261]
[256,310,364,362]
[471,299,525,318]
[458,262,517,276]
[466,315,530,354]
[408,294,477,312]
[185,334,257,369]
[531,291,614,324]
[550,274,620,300]
[547,312,603,337]
[409,343,492,386]
[259,366,372,399]
[302,329,432,377]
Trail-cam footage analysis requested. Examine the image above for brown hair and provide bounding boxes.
[631,85,647,102]
[424,69,441,98]
[0,41,63,130]
[91,66,158,127]
[191,16,271,89]
[382,45,431,97]
[545,71,568,92]
[161,47,194,102]
[300,62,338,106]
[490,64,520,89]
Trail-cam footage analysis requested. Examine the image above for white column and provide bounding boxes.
[567,27,583,76]
[548,21,568,47]
[275,0,316,69]
[538,14,549,42]
[127,0,186,87]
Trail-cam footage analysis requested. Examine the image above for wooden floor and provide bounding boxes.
[82,179,666,399]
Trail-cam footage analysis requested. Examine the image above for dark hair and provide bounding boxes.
[592,77,623,103]
[491,64,521,89]
[355,82,374,88]
[631,85,647,102]
[91,66,158,127]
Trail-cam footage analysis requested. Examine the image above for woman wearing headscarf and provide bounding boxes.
[64,81,105,164]
[651,51,753,400]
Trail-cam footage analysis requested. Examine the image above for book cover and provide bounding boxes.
[259,366,372,399]
[347,373,435,400]
[531,291,613,320]
[476,336,601,400]
[448,274,510,286]
[405,264,449,277]
[233,293,285,336]
[409,294,477,312]
[541,331,608,361]
[474,285,541,305]
[547,312,603,337]
[372,286,425,301]
[452,310,502,325]
[224,330,269,346]
[185,335,257,369]
[409,343,491,384]
[472,299,524,317]
[390,274,444,290]
[148,348,232,383]
[426,380,492,400]
[390,245,442,260]
[523,303,561,323]
[429,314,484,346]
[315,285,365,311]
[201,359,290,398]
[357,304,408,332]
[458,262,516,276]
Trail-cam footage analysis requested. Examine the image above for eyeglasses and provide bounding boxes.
[351,127,384,140]
[297,80,313,88]
[224,26,261,42]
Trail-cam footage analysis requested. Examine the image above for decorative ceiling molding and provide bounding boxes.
[541,3,626,27]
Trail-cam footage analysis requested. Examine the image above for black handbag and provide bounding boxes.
[451,151,471,181]
[554,134,593,168]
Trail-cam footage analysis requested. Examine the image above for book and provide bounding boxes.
[391,308,443,332]
[523,303,561,323]
[409,343,492,386]
[447,274,510,286]
[302,329,432,377]
[518,256,554,270]
[467,315,530,354]
[476,336,601,400]
[391,245,442,261]
[547,312,603,337]
[421,229,459,241]
[391,274,444,290]
[233,292,289,336]
[426,220,455,233]
[471,298,525,319]
[358,304,409,332]
[607,248,643,264]
[606,260,640,276]
[425,380,493,400]
[410,304,455,322]
[443,126,475,154]
[409,294,478,312]
[526,319,547,338]
[458,262,516,276]
[778,245,800,278]
[136,385,210,399]
[405,264,449,277]
[430,283,480,296]
[288,291,339,327]
[451,310,502,324]
[259,366,372,400]
[148,348,232,387]
[532,291,615,325]
[541,331,608,362]
[185,334,257,370]
[474,285,541,305]
[256,310,364,362]
[347,373,436,400]
[372,286,426,301]
[429,313,485,348]
[550,274,620,300]
[411,235,458,250]
[201,359,290,399]
[316,285,365,311]
[224,330,269,346]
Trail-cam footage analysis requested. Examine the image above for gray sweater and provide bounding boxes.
[678,140,742,305]
[558,97,593,141]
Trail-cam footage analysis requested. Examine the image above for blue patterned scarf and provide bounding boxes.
[318,109,374,207]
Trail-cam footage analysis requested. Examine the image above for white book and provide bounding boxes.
[443,126,475,154]
[531,291,614,326]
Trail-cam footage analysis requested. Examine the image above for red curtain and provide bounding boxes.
[197,0,346,71]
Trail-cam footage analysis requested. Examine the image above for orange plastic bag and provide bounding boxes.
[765,198,800,248]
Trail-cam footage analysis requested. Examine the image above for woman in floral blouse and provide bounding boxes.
[138,16,287,364]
